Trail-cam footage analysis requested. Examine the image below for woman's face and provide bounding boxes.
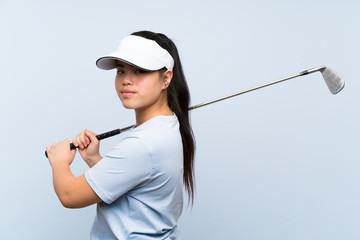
[115,61,171,112]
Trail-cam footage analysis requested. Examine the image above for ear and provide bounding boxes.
[161,70,173,90]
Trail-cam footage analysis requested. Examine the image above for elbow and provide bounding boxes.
[60,201,73,209]
[58,193,78,209]
[58,192,93,209]
[59,195,73,208]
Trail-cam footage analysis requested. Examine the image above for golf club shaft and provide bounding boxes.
[44,66,323,158]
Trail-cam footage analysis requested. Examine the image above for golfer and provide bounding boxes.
[46,30,195,239]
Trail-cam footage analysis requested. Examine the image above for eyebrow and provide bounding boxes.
[116,63,125,68]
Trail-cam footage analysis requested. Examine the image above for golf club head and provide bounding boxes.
[320,67,345,94]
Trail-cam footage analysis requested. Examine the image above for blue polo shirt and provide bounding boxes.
[85,115,184,240]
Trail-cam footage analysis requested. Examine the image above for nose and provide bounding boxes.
[121,73,134,85]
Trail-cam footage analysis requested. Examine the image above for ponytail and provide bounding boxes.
[131,31,196,204]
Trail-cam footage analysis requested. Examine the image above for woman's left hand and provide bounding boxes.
[46,139,76,167]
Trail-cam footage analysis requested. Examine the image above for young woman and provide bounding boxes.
[46,31,195,239]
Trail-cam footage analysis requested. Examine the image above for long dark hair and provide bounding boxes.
[131,30,196,204]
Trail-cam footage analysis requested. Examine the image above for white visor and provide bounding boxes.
[96,35,174,71]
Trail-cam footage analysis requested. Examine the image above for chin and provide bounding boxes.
[119,98,134,109]
[121,103,136,109]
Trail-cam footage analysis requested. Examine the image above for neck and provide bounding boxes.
[135,100,173,126]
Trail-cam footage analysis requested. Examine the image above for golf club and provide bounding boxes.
[45,66,344,158]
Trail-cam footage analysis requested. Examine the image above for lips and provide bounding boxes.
[121,90,135,97]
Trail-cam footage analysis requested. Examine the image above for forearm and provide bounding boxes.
[51,162,75,207]
[47,139,102,208]
[84,155,103,168]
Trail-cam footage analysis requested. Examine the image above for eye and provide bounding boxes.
[117,69,124,75]
[135,69,147,74]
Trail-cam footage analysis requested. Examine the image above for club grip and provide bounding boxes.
[45,128,122,158]
[96,129,121,140]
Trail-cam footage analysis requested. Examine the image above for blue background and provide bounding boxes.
[1,0,359,239]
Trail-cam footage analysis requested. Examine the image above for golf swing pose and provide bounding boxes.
[46,30,344,240]
[46,31,195,239]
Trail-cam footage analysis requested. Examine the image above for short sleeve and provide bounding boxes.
[85,136,152,204]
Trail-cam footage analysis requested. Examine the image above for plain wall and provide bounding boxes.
[0,0,359,239]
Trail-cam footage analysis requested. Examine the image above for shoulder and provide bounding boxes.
[107,134,151,163]
[130,114,181,145]
[129,115,183,171]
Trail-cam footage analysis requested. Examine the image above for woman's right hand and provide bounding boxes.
[72,129,102,168]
